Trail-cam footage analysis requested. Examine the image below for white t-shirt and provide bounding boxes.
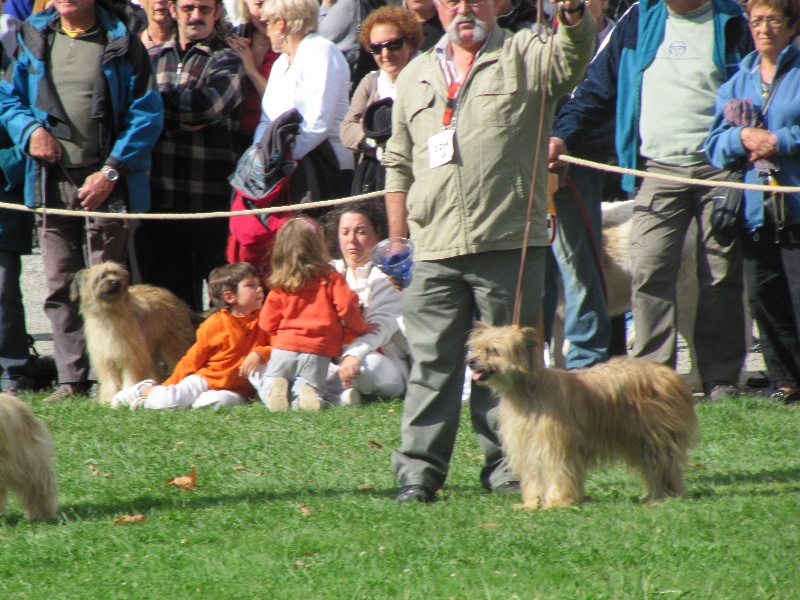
[255,34,354,169]
[639,2,723,165]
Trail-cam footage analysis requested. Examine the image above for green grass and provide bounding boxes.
[1,394,799,599]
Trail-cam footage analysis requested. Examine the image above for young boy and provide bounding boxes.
[112,263,271,410]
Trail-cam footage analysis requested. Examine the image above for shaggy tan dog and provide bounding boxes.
[71,262,197,403]
[0,394,58,520]
[467,323,698,509]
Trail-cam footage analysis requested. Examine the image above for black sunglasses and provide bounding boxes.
[369,37,406,55]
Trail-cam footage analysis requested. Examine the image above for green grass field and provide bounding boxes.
[1,393,798,599]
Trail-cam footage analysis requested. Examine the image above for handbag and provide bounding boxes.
[710,167,745,245]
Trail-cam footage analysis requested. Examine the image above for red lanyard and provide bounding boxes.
[441,54,475,128]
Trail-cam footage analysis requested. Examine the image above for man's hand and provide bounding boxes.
[77,172,115,211]
[741,127,777,162]
[338,355,362,388]
[28,127,63,163]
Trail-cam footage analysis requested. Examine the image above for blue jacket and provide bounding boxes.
[552,0,752,192]
[0,6,163,212]
[705,44,800,230]
[0,14,31,255]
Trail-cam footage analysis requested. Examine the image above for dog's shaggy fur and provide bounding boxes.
[71,262,198,403]
[0,394,58,520]
[468,323,698,509]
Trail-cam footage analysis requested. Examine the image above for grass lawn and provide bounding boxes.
[1,393,798,599]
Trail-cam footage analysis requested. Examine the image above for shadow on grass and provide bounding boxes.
[689,466,800,498]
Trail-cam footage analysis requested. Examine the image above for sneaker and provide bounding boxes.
[767,388,800,404]
[297,385,322,411]
[703,381,739,402]
[42,382,91,404]
[267,377,290,412]
[339,387,362,407]
[111,380,157,409]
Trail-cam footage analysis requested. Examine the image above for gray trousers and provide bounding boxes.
[40,165,128,384]
[630,161,745,385]
[391,247,545,492]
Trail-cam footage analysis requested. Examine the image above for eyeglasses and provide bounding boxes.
[175,3,217,15]
[748,16,790,29]
[369,37,406,54]
[437,0,487,10]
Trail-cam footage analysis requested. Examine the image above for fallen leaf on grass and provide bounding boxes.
[294,560,310,568]
[299,505,312,516]
[357,483,374,490]
[231,465,246,471]
[367,439,383,449]
[113,514,147,525]
[387,408,395,413]
[89,464,100,476]
[465,452,485,460]
[166,465,197,491]
[313,443,328,449]
[689,462,707,470]
[480,522,498,529]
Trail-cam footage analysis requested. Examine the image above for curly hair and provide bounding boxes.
[323,200,389,260]
[358,6,424,52]
[268,217,333,293]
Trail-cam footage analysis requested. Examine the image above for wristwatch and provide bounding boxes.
[101,165,119,182]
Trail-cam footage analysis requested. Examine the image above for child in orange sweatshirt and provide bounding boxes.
[250,217,372,412]
[111,263,272,410]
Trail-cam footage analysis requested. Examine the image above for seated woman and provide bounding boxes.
[705,0,800,403]
[339,6,422,195]
[254,0,354,200]
[325,201,410,406]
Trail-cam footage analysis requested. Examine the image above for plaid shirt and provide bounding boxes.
[149,35,244,212]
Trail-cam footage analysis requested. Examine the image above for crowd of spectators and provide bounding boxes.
[0,0,798,502]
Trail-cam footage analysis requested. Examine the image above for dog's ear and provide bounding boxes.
[69,269,86,302]
[520,327,540,352]
[473,321,488,332]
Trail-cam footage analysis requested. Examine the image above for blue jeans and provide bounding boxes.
[543,165,610,368]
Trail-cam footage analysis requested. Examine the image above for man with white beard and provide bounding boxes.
[382,0,595,503]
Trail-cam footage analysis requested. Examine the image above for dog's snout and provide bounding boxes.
[108,280,120,290]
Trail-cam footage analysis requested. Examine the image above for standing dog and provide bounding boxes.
[71,262,198,403]
[468,323,698,509]
[0,394,58,520]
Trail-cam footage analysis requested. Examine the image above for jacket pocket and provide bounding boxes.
[405,87,438,142]
[467,65,519,128]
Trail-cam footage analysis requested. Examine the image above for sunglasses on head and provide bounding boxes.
[369,37,406,55]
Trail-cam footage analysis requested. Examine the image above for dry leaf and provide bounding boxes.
[89,464,101,476]
[367,439,383,449]
[313,443,328,449]
[231,465,246,471]
[294,560,310,568]
[166,465,197,491]
[300,504,312,516]
[357,483,375,490]
[480,522,498,529]
[103,471,113,478]
[387,408,395,413]
[113,514,147,525]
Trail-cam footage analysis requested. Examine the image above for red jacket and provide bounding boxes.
[260,271,368,357]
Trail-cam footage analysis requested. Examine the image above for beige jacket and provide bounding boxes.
[383,17,595,261]
[340,71,381,153]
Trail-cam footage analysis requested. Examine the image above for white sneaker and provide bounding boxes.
[298,385,322,411]
[111,380,157,409]
[339,387,362,407]
[267,377,290,412]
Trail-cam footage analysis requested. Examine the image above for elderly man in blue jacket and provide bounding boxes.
[550,0,753,401]
[0,0,163,403]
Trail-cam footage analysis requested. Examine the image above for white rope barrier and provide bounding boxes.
[1,155,797,220]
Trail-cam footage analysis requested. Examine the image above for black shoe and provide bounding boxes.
[395,485,435,504]
[768,388,800,404]
[493,481,521,495]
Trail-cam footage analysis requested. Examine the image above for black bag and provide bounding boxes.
[711,168,745,245]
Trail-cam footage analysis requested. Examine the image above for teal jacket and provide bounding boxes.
[553,0,752,192]
[0,6,163,212]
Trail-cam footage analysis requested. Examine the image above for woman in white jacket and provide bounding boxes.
[326,201,410,405]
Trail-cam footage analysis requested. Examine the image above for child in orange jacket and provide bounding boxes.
[250,217,373,411]
[112,263,272,410]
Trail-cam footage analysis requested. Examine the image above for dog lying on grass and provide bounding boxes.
[468,323,698,509]
[0,394,58,520]
[71,262,198,403]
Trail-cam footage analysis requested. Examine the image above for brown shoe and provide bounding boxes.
[42,383,90,404]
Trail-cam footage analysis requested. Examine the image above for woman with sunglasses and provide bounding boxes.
[254,0,354,198]
[340,6,423,195]
[705,0,800,404]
